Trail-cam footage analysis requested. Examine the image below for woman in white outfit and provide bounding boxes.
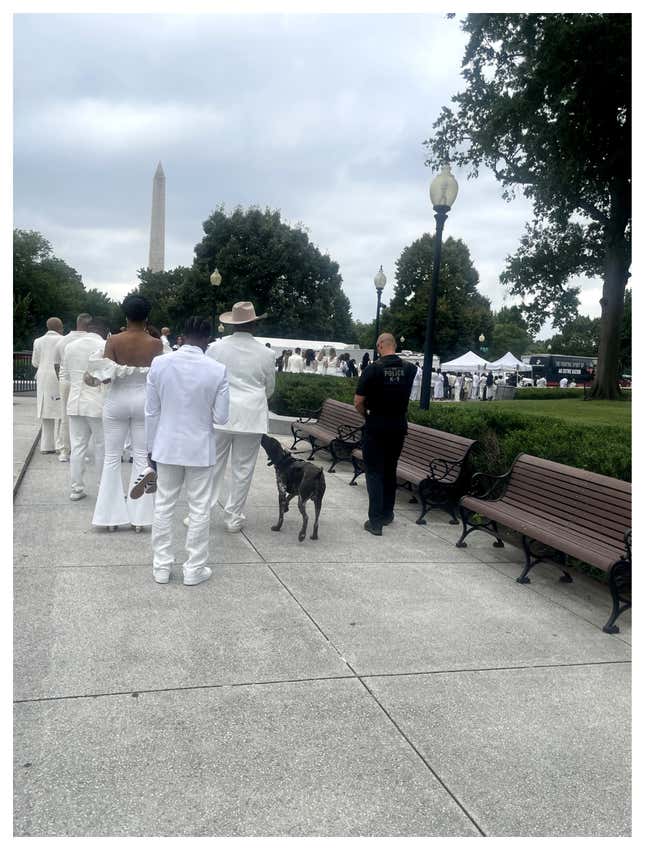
[88,295,163,531]
[410,362,422,402]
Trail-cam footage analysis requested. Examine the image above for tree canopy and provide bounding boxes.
[190,206,355,341]
[424,13,631,398]
[381,234,493,359]
[489,305,534,361]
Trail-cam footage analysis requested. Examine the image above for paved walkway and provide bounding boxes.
[13,397,631,836]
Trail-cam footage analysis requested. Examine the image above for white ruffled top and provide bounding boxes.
[86,352,151,381]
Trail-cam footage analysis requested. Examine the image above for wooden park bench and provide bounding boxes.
[349,422,477,525]
[290,398,365,472]
[454,453,632,634]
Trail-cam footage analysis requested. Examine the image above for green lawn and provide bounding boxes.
[493,398,631,429]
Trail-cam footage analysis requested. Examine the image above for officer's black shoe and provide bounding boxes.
[381,514,394,525]
[364,520,383,536]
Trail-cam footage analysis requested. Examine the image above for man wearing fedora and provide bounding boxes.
[205,301,276,532]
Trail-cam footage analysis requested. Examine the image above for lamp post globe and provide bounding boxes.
[372,265,387,360]
[420,165,458,409]
[210,268,222,338]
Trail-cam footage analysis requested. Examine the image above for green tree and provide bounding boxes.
[424,13,630,399]
[383,234,493,360]
[82,288,121,330]
[490,305,534,360]
[13,229,87,347]
[546,315,601,357]
[136,266,204,333]
[352,319,377,350]
[193,206,354,341]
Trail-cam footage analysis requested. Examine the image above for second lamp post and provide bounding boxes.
[419,165,459,410]
[373,265,387,360]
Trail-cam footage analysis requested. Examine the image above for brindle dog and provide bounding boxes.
[260,434,326,541]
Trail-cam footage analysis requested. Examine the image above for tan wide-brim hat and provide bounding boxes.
[219,301,268,324]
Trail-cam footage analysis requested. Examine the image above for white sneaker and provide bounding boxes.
[153,569,170,584]
[58,454,70,463]
[183,516,190,528]
[130,467,157,499]
[69,490,86,501]
[183,566,212,586]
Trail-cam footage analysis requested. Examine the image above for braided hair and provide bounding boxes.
[184,316,212,339]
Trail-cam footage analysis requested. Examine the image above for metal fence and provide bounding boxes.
[13,351,36,393]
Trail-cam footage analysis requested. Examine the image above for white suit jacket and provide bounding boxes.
[32,330,62,419]
[287,353,304,373]
[145,344,230,467]
[59,333,106,418]
[207,333,275,434]
[55,330,88,364]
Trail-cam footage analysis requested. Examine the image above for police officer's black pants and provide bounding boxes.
[362,428,405,526]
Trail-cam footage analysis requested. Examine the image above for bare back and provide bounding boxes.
[104,329,163,367]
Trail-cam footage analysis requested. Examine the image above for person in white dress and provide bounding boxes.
[204,301,276,533]
[32,318,64,453]
[559,376,569,388]
[87,295,163,531]
[454,372,464,402]
[410,362,422,401]
[54,313,92,462]
[59,318,108,501]
[478,372,488,399]
[160,327,172,354]
[432,369,444,400]
[287,347,304,373]
[144,317,230,585]
[303,349,317,373]
[324,348,343,376]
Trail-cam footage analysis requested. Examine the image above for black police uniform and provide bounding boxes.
[356,354,416,530]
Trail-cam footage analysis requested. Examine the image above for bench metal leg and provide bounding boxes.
[349,458,364,486]
[455,507,503,548]
[517,537,572,585]
[603,560,631,634]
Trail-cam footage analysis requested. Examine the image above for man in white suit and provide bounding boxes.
[59,317,108,500]
[144,317,230,586]
[54,312,92,461]
[287,347,304,373]
[205,301,275,533]
[32,318,64,453]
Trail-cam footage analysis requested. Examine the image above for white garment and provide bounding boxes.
[145,345,229,467]
[89,363,154,527]
[410,366,422,402]
[32,330,62,420]
[433,373,444,400]
[287,353,304,373]
[559,377,569,388]
[55,331,88,455]
[60,332,106,418]
[209,431,262,528]
[153,463,215,579]
[479,375,487,399]
[69,415,104,494]
[40,418,57,452]
[454,377,463,401]
[207,333,275,434]
[537,377,547,388]
[160,335,172,354]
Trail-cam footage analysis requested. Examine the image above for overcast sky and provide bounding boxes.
[13,12,605,334]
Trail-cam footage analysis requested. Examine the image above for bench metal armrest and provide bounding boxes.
[336,423,364,443]
[428,457,463,482]
[466,469,512,500]
[295,407,322,424]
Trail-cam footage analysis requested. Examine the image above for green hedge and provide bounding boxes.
[515,387,585,400]
[271,373,631,482]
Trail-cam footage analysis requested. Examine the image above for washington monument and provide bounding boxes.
[148,161,165,272]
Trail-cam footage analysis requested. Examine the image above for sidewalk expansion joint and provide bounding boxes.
[14,673,361,704]
[354,669,487,837]
[360,658,631,680]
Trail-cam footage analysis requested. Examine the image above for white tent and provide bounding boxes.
[486,352,532,371]
[440,350,487,371]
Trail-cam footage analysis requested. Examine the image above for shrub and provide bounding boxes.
[270,375,631,482]
[515,387,585,400]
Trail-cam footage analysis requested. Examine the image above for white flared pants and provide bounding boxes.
[153,463,215,578]
[92,375,154,527]
[40,418,57,452]
[210,432,261,527]
[69,415,104,494]
[58,383,72,456]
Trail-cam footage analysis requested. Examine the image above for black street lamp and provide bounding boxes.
[420,165,459,410]
[373,265,387,360]
[210,267,222,335]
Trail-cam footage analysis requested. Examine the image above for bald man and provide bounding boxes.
[32,317,64,453]
[55,312,92,461]
[354,332,416,535]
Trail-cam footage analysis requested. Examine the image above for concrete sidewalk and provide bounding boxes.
[13,397,631,836]
[13,395,40,495]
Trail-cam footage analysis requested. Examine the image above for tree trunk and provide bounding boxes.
[590,230,629,400]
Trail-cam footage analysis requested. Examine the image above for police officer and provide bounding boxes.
[353,332,416,535]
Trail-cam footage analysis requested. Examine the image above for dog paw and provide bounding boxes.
[310,532,318,540]
[298,532,306,542]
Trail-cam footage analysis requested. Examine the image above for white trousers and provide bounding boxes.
[58,383,72,455]
[92,378,154,527]
[69,415,104,493]
[40,418,58,452]
[210,432,261,527]
[153,463,215,578]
